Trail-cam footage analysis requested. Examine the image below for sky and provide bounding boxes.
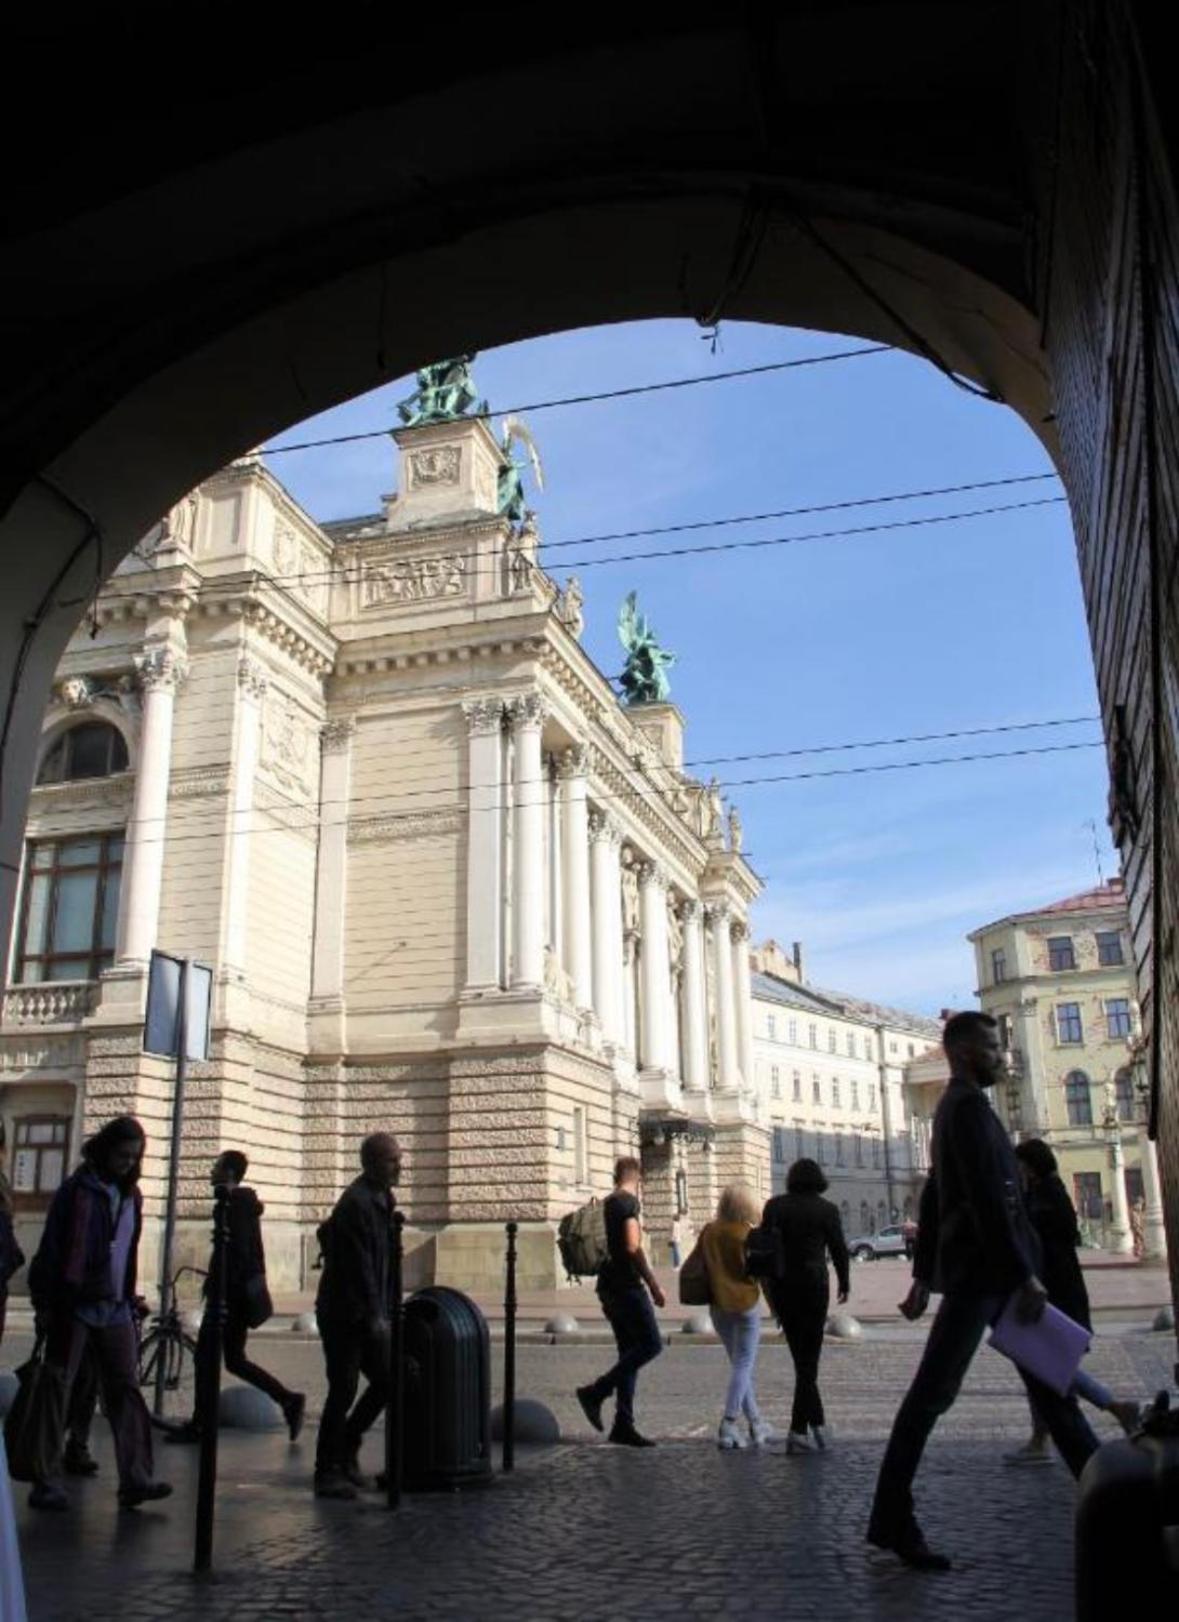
[262,319,1118,1017]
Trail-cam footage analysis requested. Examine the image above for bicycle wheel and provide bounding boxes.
[137,1326,199,1425]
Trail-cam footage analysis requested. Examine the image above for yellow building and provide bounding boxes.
[969,880,1166,1258]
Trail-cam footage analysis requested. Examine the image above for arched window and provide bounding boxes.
[38,722,128,784]
[1064,1070,1093,1127]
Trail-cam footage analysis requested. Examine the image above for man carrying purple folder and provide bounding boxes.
[866,1010,1099,1572]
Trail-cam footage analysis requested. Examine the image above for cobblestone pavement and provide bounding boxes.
[8,1330,1175,1620]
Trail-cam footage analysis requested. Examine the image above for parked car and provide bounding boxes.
[848,1224,910,1261]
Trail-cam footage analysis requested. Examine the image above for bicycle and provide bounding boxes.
[137,1265,205,1428]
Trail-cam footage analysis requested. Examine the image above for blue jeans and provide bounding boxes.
[592,1285,663,1427]
[869,1291,1100,1540]
[710,1305,762,1423]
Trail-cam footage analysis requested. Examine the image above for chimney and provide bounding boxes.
[792,941,805,981]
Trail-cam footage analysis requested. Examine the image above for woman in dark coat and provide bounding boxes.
[1005,1138,1139,1465]
[760,1158,850,1453]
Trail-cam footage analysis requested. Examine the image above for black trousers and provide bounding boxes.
[773,1276,829,1432]
[315,1315,389,1475]
[193,1303,295,1428]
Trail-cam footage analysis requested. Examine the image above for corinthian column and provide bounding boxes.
[732,918,754,1088]
[507,691,546,990]
[311,716,355,1003]
[638,861,673,1073]
[116,645,187,964]
[680,900,709,1091]
[462,697,505,991]
[708,901,740,1087]
[220,656,268,973]
[560,744,593,1011]
[590,810,623,1042]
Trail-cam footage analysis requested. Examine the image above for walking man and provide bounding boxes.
[314,1132,401,1499]
[167,1150,305,1445]
[575,1156,665,1447]
[867,1011,1100,1570]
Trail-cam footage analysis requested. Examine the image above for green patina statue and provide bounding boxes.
[618,591,675,704]
[397,355,487,426]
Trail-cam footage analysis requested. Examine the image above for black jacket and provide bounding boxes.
[1025,1174,1091,1331]
[760,1191,851,1298]
[205,1186,267,1306]
[913,1078,1040,1298]
[315,1175,395,1327]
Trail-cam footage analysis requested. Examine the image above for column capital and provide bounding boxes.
[557,741,591,778]
[679,897,704,923]
[462,696,504,736]
[588,808,622,847]
[730,918,751,943]
[637,858,671,892]
[505,690,547,731]
[704,899,732,928]
[321,716,356,752]
[134,645,187,693]
[237,654,269,701]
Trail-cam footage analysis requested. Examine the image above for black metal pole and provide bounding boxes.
[503,1220,517,1473]
[194,1182,229,1574]
[385,1209,405,1510]
[155,955,189,1418]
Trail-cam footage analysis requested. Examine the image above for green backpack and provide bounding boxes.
[557,1197,609,1280]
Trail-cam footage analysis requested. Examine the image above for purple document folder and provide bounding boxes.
[987,1297,1091,1396]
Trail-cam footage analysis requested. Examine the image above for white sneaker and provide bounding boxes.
[785,1430,814,1455]
[1003,1440,1054,1466]
[717,1417,747,1451]
[811,1425,830,1451]
[749,1419,774,1447]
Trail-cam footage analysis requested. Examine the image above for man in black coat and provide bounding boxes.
[866,1010,1099,1571]
[166,1150,305,1445]
[314,1133,401,1499]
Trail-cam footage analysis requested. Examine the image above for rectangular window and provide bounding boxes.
[851,1080,860,1111]
[1073,1171,1103,1221]
[846,1031,855,1056]
[1048,935,1077,971]
[787,1019,797,1044]
[9,1116,71,1210]
[792,1070,801,1102]
[767,1014,777,1039]
[831,1078,841,1108]
[793,1125,805,1161]
[992,947,1007,983]
[889,1039,897,1054]
[907,1043,915,1058]
[864,1036,873,1059]
[1105,998,1132,1039]
[771,1126,788,1164]
[828,1028,837,1053]
[17,832,124,983]
[572,1105,588,1186]
[808,1023,818,1050]
[812,1075,821,1104]
[815,1130,826,1165]
[854,1133,863,1167]
[771,1065,781,1099]
[1096,930,1124,966]
[1115,1070,1136,1122]
[997,1012,1012,1049]
[1056,1002,1084,1044]
[871,1136,880,1168]
[834,1132,845,1167]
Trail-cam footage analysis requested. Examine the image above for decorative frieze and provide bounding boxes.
[348,808,464,844]
[0,1035,84,1068]
[362,552,466,608]
[260,692,316,795]
[408,445,462,487]
[170,767,231,799]
[237,655,270,701]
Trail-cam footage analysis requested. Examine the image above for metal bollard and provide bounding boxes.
[194,1183,229,1573]
[503,1220,517,1473]
[385,1209,405,1510]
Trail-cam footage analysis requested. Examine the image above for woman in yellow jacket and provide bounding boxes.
[697,1184,772,1450]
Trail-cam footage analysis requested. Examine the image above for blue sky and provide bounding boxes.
[264,320,1117,1016]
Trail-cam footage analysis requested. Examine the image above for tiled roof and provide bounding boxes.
[970,878,1126,937]
[751,971,941,1040]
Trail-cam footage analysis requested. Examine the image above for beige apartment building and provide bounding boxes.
[750,940,940,1240]
[0,398,767,1292]
[969,879,1167,1258]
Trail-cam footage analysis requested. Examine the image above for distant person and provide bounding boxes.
[26,1116,172,1511]
[0,1124,24,1348]
[313,1132,401,1499]
[695,1183,771,1449]
[1004,1138,1140,1465]
[166,1150,305,1445]
[575,1156,665,1447]
[901,1215,918,1263]
[866,1012,1099,1571]
[1130,1195,1146,1260]
[761,1158,849,1453]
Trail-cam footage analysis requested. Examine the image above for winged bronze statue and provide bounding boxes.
[618,591,675,704]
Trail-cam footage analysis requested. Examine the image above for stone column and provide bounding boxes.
[589,809,622,1039]
[220,656,268,973]
[732,918,754,1087]
[1138,1132,1169,1262]
[508,691,546,990]
[638,861,672,1073]
[462,697,505,991]
[708,901,740,1088]
[116,645,187,964]
[680,900,709,1092]
[311,717,355,1004]
[560,744,593,1011]
[1103,1093,1134,1255]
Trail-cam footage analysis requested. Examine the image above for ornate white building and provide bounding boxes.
[0,401,765,1290]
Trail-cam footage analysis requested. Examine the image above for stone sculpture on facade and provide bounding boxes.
[618,591,675,704]
[555,573,585,637]
[497,415,545,522]
[397,355,486,426]
[728,805,743,853]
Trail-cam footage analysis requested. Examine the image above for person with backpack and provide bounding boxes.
[575,1157,665,1447]
[313,1132,401,1499]
[165,1150,305,1446]
[691,1182,772,1450]
[758,1157,850,1455]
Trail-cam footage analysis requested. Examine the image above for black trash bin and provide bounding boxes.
[1075,1416,1179,1620]
[402,1286,492,1490]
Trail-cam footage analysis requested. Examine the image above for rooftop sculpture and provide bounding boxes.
[618,591,675,704]
[397,355,487,426]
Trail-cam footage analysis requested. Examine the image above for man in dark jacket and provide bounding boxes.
[866,1012,1099,1571]
[314,1133,401,1498]
[166,1150,305,1444]
[26,1115,171,1511]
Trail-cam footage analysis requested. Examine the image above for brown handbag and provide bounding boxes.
[678,1236,711,1306]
